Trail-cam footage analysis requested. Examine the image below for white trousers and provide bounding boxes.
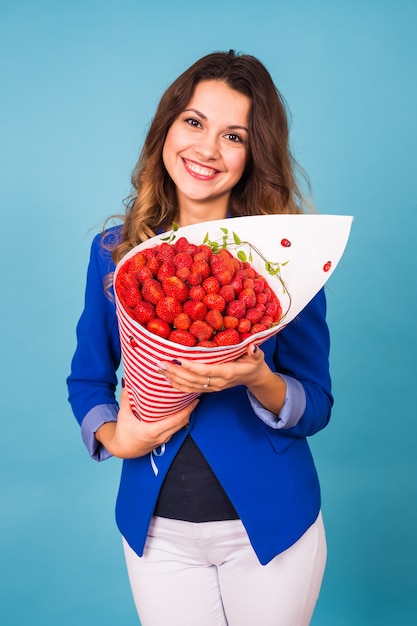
[123,512,326,626]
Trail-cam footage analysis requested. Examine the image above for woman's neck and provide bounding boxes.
[176,201,229,228]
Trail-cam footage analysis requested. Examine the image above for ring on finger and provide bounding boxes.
[203,376,211,389]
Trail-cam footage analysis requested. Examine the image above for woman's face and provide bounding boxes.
[162,80,251,224]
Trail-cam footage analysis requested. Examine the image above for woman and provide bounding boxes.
[67,50,332,626]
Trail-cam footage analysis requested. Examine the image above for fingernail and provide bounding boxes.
[156,361,167,371]
[253,345,258,353]
[171,359,182,366]
[121,377,125,388]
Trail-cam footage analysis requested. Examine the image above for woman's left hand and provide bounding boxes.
[157,343,268,394]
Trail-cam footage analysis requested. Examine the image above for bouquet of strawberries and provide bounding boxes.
[113,215,353,421]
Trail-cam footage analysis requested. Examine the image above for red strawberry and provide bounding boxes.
[183,299,208,321]
[173,312,192,330]
[203,293,226,312]
[193,245,212,262]
[189,285,205,301]
[215,269,233,286]
[190,320,214,341]
[169,329,196,346]
[187,271,203,286]
[238,288,256,309]
[242,263,256,279]
[176,266,191,281]
[162,276,189,303]
[211,255,234,274]
[253,277,266,292]
[156,242,175,261]
[202,276,220,294]
[147,318,171,339]
[243,278,255,290]
[123,286,142,308]
[136,266,154,282]
[265,299,280,319]
[214,328,240,346]
[146,256,161,276]
[156,296,182,323]
[232,257,243,271]
[141,247,157,260]
[197,340,217,348]
[173,251,193,269]
[216,249,235,263]
[237,318,251,333]
[256,292,268,305]
[133,301,155,324]
[174,237,190,252]
[246,304,265,324]
[141,278,165,304]
[129,252,147,271]
[230,276,243,294]
[205,309,224,330]
[223,315,239,329]
[226,299,246,319]
[219,284,235,303]
[191,260,211,280]
[157,261,176,280]
[118,268,137,289]
[262,286,272,300]
[250,323,268,334]
[260,315,274,327]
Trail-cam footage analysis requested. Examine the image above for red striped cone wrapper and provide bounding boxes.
[114,214,353,422]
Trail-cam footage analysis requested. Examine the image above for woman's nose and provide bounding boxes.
[195,133,219,159]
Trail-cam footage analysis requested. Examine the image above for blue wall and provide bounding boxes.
[1,1,416,624]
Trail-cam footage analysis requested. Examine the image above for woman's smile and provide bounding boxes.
[182,158,219,180]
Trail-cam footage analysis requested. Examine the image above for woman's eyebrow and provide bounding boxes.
[183,108,207,119]
[183,108,248,132]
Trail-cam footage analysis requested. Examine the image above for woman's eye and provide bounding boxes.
[185,118,202,128]
[225,133,243,143]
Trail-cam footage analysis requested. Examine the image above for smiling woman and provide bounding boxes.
[67,50,332,626]
[162,81,251,225]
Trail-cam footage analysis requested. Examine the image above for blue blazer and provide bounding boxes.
[68,228,333,565]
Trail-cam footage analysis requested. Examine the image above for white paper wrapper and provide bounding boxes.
[114,214,353,421]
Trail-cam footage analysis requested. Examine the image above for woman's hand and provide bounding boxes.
[95,388,198,459]
[158,342,287,415]
[157,342,264,392]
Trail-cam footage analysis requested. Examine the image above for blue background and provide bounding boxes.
[1,1,416,624]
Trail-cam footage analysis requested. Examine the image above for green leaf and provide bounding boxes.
[203,232,209,243]
[232,231,242,245]
[172,222,179,232]
[220,227,229,235]
[237,250,247,262]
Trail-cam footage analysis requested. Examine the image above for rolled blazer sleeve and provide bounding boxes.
[273,288,333,438]
[67,231,122,458]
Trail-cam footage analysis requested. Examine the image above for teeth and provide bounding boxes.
[185,160,216,177]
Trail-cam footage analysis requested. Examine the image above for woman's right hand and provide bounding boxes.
[95,388,199,459]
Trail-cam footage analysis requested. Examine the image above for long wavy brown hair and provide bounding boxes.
[106,50,312,266]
